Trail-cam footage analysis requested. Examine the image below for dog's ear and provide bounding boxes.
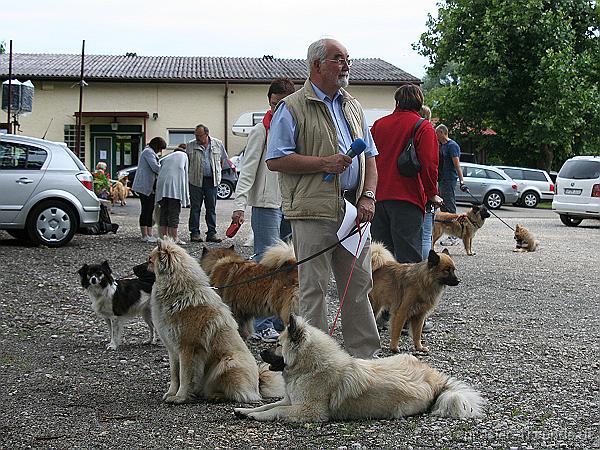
[202,246,209,256]
[101,260,111,272]
[472,205,480,212]
[427,249,441,268]
[288,314,304,342]
[77,264,88,277]
[441,248,450,255]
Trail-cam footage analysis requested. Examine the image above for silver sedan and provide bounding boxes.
[455,163,520,209]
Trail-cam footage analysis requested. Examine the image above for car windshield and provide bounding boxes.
[559,160,600,179]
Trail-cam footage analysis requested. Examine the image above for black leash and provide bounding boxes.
[210,221,369,291]
[462,187,515,232]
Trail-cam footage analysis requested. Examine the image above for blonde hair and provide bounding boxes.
[420,105,432,120]
[96,161,107,171]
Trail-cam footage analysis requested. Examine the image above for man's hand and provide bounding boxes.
[322,154,352,174]
[459,182,469,192]
[356,197,375,223]
[428,194,443,207]
[232,210,245,224]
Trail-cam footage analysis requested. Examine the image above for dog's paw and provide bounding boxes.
[162,391,177,401]
[106,342,118,351]
[234,408,250,418]
[415,345,430,353]
[467,252,476,256]
[164,394,191,404]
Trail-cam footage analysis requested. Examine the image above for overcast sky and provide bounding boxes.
[2,0,439,78]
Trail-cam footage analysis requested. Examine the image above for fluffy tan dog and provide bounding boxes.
[199,241,298,338]
[234,315,485,422]
[513,224,538,252]
[370,242,460,353]
[148,238,284,404]
[111,176,130,206]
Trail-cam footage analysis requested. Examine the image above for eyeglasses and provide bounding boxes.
[324,58,352,67]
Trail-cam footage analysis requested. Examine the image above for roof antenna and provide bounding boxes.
[41,117,53,139]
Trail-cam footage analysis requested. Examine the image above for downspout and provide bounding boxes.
[224,82,229,149]
[75,40,85,161]
[7,40,12,133]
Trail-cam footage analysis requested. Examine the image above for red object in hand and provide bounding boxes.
[226,221,241,238]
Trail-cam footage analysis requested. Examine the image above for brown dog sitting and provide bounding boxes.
[370,242,460,353]
[432,205,491,256]
[513,224,538,252]
[111,176,130,206]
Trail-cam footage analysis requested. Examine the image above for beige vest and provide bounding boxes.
[279,80,366,220]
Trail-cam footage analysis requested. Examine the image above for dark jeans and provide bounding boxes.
[138,193,155,227]
[371,200,423,263]
[439,178,457,213]
[188,178,218,237]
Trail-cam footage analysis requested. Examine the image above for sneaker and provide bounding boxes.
[206,234,222,243]
[146,236,158,243]
[175,239,187,245]
[440,236,460,246]
[402,319,434,335]
[190,234,203,242]
[252,327,280,343]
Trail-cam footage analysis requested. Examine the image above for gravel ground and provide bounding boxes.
[1,199,599,449]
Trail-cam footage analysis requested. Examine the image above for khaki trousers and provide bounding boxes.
[290,217,380,358]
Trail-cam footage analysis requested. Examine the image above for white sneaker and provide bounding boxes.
[440,236,460,246]
[146,236,158,243]
[251,327,280,343]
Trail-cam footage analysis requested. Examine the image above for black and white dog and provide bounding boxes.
[78,261,156,350]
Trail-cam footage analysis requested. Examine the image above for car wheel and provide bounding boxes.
[26,200,78,247]
[559,214,582,227]
[483,190,504,210]
[6,229,30,241]
[217,181,234,200]
[521,191,540,208]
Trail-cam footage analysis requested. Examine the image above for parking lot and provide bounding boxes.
[1,198,599,449]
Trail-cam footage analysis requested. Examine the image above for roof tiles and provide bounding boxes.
[0,53,420,84]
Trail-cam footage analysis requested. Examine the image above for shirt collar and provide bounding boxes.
[310,81,342,104]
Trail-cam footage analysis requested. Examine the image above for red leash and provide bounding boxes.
[329,217,366,336]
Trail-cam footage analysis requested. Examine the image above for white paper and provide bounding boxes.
[337,200,370,256]
[100,150,107,160]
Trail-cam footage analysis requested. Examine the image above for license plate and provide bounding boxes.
[564,188,582,195]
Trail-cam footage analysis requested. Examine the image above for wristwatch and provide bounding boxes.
[361,190,376,201]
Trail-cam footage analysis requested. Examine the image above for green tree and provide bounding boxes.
[0,41,5,54]
[416,0,600,170]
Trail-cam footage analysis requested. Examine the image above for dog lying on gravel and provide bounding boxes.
[235,315,485,422]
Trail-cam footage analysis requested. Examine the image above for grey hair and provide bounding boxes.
[306,39,329,76]
[436,124,448,135]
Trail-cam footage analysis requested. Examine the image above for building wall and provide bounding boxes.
[14,79,400,167]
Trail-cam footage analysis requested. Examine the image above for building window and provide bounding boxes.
[64,124,86,160]
[168,130,195,146]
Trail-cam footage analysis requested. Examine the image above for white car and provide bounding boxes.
[0,134,100,247]
[552,155,600,226]
[495,166,555,208]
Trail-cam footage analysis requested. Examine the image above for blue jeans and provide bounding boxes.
[188,179,217,237]
[439,179,457,214]
[421,209,434,261]
[251,207,289,332]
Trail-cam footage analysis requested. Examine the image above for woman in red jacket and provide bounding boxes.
[371,84,442,263]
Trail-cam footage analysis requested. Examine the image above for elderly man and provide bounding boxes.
[186,124,229,243]
[265,38,380,359]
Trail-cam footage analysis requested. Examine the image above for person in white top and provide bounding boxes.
[155,145,189,244]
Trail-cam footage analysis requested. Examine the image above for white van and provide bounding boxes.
[552,155,600,226]
[231,108,393,138]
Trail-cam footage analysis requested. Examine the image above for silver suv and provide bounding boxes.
[0,134,100,247]
[495,166,554,208]
[552,156,600,226]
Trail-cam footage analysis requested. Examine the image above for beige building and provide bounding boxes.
[1,53,420,175]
